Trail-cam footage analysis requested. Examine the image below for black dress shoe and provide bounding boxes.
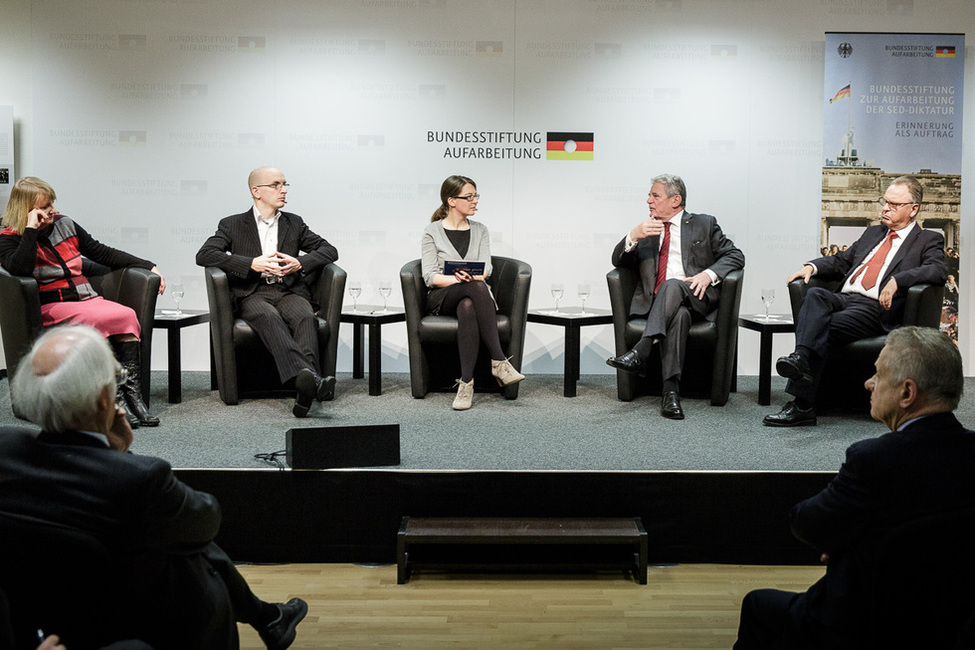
[763,401,817,427]
[315,374,336,402]
[258,598,308,650]
[293,369,317,418]
[661,391,684,420]
[775,352,813,386]
[606,350,647,377]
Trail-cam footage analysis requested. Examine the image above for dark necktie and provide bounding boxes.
[654,222,671,294]
[849,230,898,290]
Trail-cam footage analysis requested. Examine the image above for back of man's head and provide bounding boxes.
[13,325,116,432]
[883,326,963,410]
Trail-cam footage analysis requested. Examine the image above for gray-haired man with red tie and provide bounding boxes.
[764,175,948,427]
[606,174,744,420]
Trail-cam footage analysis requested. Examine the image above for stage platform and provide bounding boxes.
[3,372,971,567]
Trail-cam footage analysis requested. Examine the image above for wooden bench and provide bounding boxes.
[397,516,648,584]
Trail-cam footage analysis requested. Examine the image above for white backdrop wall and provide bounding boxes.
[1,0,972,378]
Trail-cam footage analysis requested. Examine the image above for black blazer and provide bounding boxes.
[196,209,338,309]
[0,426,236,649]
[783,413,975,648]
[611,211,744,317]
[807,223,946,330]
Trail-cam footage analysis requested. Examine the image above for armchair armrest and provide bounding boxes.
[0,266,43,378]
[606,266,637,355]
[787,277,841,321]
[309,263,346,378]
[903,283,944,328]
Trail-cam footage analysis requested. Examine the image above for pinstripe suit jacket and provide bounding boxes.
[196,209,338,309]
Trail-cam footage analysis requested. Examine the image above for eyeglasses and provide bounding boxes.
[114,363,128,386]
[255,182,290,190]
[452,193,480,201]
[877,197,916,210]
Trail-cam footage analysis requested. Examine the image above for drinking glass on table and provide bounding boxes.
[377,280,392,314]
[577,283,590,314]
[761,288,775,321]
[348,280,362,313]
[171,283,185,316]
[551,283,564,314]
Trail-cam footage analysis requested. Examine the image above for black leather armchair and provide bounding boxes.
[204,264,346,405]
[606,267,743,405]
[0,511,137,650]
[0,261,160,408]
[787,278,944,410]
[0,509,238,650]
[400,256,531,399]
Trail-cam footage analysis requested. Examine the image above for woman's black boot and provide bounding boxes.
[114,340,159,427]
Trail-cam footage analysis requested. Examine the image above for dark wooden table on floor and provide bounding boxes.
[737,314,795,406]
[527,307,613,397]
[340,305,406,396]
[152,309,211,404]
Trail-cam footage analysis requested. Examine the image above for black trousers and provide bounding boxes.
[788,288,885,403]
[639,278,710,383]
[735,588,801,650]
[240,283,319,383]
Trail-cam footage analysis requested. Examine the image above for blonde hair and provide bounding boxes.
[2,177,57,234]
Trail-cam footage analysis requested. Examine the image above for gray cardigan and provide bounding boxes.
[420,219,493,287]
[420,219,495,314]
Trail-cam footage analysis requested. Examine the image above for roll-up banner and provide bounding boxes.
[823,33,963,342]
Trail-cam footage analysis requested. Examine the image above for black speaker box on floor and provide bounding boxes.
[286,424,400,469]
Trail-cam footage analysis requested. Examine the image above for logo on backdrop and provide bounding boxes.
[546,132,594,161]
[426,130,593,161]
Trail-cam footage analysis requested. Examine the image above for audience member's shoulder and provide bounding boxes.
[0,426,41,445]
[109,448,176,478]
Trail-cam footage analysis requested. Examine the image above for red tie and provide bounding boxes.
[654,222,671,294]
[849,230,898,290]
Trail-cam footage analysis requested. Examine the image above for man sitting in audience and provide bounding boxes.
[0,324,308,650]
[736,326,975,649]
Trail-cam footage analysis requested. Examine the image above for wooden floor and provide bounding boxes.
[235,562,824,649]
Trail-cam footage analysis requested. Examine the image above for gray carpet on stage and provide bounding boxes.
[1,372,973,471]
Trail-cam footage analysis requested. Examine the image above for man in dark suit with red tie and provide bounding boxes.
[197,166,338,417]
[606,174,745,420]
[764,175,948,427]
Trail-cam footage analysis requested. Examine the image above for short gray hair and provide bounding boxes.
[12,325,116,432]
[890,174,923,205]
[651,174,686,208]
[882,326,963,410]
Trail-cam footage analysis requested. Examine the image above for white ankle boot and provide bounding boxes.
[452,378,474,410]
[491,357,525,386]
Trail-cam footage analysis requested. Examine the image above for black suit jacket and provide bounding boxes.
[196,209,338,309]
[0,427,236,650]
[611,211,744,317]
[807,223,946,329]
[783,412,975,649]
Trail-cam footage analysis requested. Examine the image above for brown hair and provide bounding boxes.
[430,175,476,222]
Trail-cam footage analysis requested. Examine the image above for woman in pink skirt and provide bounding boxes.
[0,177,166,427]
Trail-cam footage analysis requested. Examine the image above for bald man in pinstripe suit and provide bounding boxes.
[197,167,338,417]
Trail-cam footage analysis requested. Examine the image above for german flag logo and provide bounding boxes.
[118,131,146,147]
[546,132,593,161]
[936,46,956,58]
